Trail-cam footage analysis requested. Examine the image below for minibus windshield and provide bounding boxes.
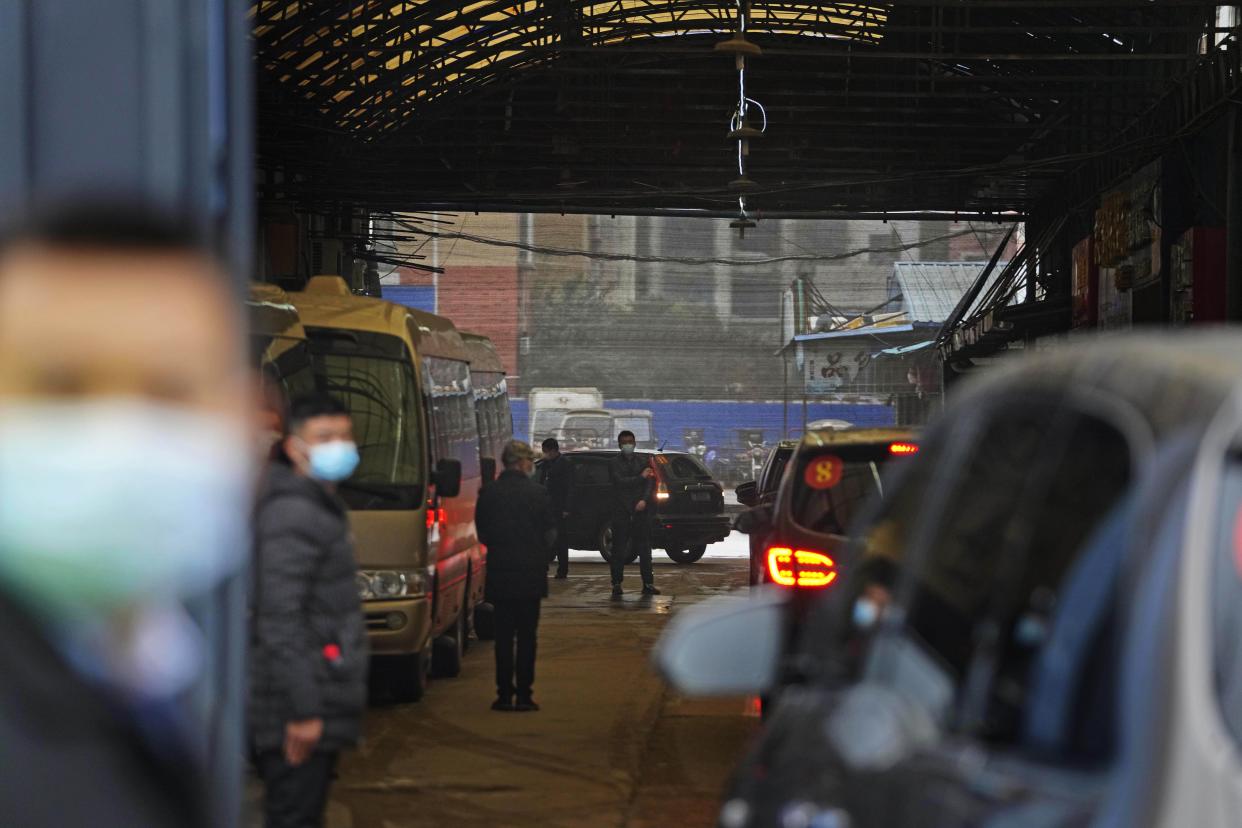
[306,328,424,510]
[252,334,316,401]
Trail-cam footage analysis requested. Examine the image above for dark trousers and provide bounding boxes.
[611,511,654,586]
[255,750,338,828]
[493,599,541,700]
[548,515,569,575]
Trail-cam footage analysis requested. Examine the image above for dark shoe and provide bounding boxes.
[554,571,569,580]
[491,698,514,712]
[611,585,623,599]
[514,699,541,712]
[641,585,661,596]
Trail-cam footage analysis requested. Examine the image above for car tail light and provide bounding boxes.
[425,506,447,528]
[888,442,919,455]
[656,482,670,501]
[766,546,837,588]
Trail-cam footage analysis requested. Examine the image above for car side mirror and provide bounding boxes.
[652,587,785,696]
[736,480,760,508]
[733,506,771,535]
[480,456,497,483]
[434,458,463,498]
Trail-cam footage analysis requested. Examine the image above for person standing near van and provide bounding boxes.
[476,440,556,712]
[538,437,572,579]
[609,430,660,598]
[250,393,368,828]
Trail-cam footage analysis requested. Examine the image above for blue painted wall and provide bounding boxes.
[382,285,437,313]
[509,398,895,448]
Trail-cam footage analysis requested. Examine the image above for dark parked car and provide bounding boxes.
[736,439,799,584]
[739,428,917,591]
[657,334,1242,828]
[562,450,730,564]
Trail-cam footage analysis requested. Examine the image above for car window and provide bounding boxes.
[863,399,1132,742]
[1212,457,1242,748]
[761,446,793,494]
[572,457,612,486]
[790,445,897,535]
[666,455,712,480]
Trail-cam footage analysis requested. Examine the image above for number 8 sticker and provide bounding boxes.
[804,455,844,490]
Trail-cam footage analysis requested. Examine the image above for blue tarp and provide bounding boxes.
[509,398,894,448]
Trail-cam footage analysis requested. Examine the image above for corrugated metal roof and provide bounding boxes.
[889,262,1002,325]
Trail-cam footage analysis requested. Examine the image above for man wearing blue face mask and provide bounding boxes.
[608,430,659,599]
[0,205,253,828]
[249,393,368,828]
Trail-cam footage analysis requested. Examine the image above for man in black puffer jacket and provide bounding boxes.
[250,394,368,828]
[476,440,556,712]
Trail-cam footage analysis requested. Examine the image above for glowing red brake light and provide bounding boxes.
[766,546,838,588]
[425,507,448,528]
[888,442,919,456]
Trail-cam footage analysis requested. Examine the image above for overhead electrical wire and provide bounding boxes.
[381,214,1008,268]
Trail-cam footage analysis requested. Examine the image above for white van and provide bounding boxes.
[528,387,603,445]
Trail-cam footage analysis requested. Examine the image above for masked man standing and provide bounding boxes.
[476,440,556,712]
[608,430,659,598]
[250,393,369,828]
[0,205,253,828]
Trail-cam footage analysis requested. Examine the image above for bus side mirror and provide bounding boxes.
[480,457,497,483]
[736,480,760,508]
[434,458,463,498]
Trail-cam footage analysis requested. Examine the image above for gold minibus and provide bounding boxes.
[290,276,482,702]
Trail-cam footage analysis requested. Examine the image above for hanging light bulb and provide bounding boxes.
[715,34,762,58]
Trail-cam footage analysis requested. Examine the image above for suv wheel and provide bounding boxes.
[666,545,707,565]
[598,523,639,564]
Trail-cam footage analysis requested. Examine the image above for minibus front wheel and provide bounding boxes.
[390,642,431,703]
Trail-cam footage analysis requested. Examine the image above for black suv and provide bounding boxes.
[561,450,730,564]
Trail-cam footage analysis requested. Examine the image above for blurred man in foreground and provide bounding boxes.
[250,393,368,828]
[537,437,572,578]
[476,440,556,712]
[0,206,253,827]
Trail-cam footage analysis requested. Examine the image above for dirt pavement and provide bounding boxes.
[317,556,756,828]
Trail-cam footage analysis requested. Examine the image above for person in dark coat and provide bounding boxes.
[537,436,573,579]
[608,430,659,598]
[0,205,255,828]
[250,393,369,828]
[476,440,556,712]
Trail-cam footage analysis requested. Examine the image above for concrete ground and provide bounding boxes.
[313,545,756,828]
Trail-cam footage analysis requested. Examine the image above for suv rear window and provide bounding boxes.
[664,455,713,480]
[790,444,899,535]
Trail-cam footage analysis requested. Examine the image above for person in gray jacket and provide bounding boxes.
[250,393,368,828]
